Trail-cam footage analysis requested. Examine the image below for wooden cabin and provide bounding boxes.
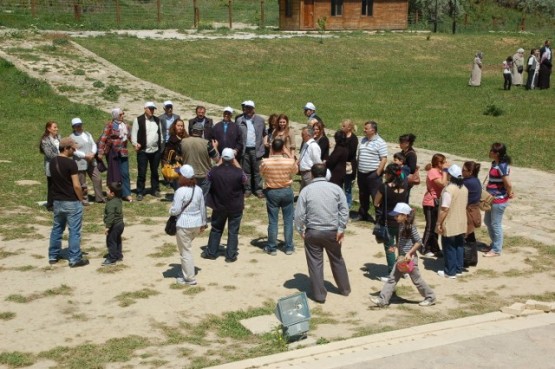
[278,0,408,31]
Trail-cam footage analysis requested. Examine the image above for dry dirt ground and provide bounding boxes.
[0,30,554,369]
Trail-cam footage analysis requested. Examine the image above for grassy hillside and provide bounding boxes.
[77,32,554,171]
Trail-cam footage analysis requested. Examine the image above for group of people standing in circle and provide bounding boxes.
[468,39,552,90]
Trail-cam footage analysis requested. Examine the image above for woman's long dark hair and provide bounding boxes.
[399,133,416,148]
[463,161,480,178]
[384,163,405,189]
[490,142,511,164]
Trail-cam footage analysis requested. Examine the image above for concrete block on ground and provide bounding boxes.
[240,314,281,335]
[501,302,526,316]
[525,299,552,312]
[520,309,545,317]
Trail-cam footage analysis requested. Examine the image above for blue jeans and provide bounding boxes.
[441,234,464,276]
[241,148,262,194]
[49,200,83,263]
[343,173,355,209]
[264,187,294,252]
[484,202,509,254]
[206,209,243,259]
[119,156,131,198]
[136,150,161,195]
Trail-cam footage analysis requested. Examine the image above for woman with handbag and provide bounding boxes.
[161,119,187,190]
[462,161,482,243]
[169,165,207,286]
[374,163,408,281]
[483,143,514,257]
[422,154,449,257]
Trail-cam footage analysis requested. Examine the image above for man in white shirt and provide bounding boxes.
[131,102,163,201]
[355,120,388,222]
[298,126,322,189]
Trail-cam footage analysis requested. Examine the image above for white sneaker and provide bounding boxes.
[419,299,436,307]
[379,276,390,283]
[370,296,386,307]
[403,273,409,279]
[424,252,435,257]
[176,277,198,286]
[437,270,456,279]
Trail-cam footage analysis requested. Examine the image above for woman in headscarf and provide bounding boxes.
[468,51,483,87]
[98,108,132,202]
[525,49,540,90]
[326,130,348,187]
[511,48,525,87]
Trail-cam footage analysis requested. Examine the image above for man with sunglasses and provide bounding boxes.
[131,102,163,201]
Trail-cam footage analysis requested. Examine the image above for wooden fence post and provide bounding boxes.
[157,0,161,24]
[73,1,81,21]
[31,0,36,18]
[228,0,232,29]
[260,0,265,28]
[116,0,121,26]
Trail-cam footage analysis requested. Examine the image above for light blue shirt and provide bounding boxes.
[245,118,256,148]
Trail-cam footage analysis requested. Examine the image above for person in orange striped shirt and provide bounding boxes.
[260,139,298,256]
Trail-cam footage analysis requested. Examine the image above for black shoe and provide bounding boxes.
[351,214,368,222]
[101,258,117,266]
[48,257,61,265]
[136,194,144,201]
[200,251,217,260]
[153,191,161,198]
[225,256,237,263]
[69,259,89,268]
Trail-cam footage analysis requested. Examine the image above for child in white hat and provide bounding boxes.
[370,203,436,307]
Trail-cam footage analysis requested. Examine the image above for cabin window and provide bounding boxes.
[331,0,343,16]
[361,0,373,16]
[286,0,292,17]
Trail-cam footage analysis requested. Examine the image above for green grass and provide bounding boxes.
[5,284,73,304]
[0,352,35,368]
[76,32,555,172]
[114,288,160,307]
[0,312,16,320]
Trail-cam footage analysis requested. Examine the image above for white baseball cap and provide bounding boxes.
[223,106,234,114]
[304,102,316,111]
[163,100,173,107]
[222,148,235,161]
[389,203,412,216]
[243,100,255,108]
[144,101,157,109]
[178,164,195,179]
[71,117,83,126]
[448,164,462,178]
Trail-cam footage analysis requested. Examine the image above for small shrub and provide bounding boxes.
[483,104,503,116]
[92,80,105,88]
[102,85,120,101]
[73,69,85,76]
[0,351,35,367]
[0,312,16,320]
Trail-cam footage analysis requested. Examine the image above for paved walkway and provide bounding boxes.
[209,310,555,369]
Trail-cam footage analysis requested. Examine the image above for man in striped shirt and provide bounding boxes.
[294,163,351,304]
[260,139,298,256]
[355,121,388,222]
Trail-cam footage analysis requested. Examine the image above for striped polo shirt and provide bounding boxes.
[260,155,298,189]
[357,134,388,173]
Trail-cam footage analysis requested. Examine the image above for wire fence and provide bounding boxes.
[0,0,552,32]
[0,0,279,29]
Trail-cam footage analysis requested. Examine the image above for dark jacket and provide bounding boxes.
[136,114,162,152]
[206,162,246,213]
[326,145,348,186]
[211,120,243,157]
[188,117,214,139]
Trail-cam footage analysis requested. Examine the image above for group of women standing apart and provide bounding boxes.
[421,143,514,268]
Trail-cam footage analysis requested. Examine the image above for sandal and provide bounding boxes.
[483,252,500,257]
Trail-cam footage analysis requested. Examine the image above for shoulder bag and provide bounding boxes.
[165,187,195,236]
[479,174,494,212]
[407,165,421,186]
[372,185,390,244]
